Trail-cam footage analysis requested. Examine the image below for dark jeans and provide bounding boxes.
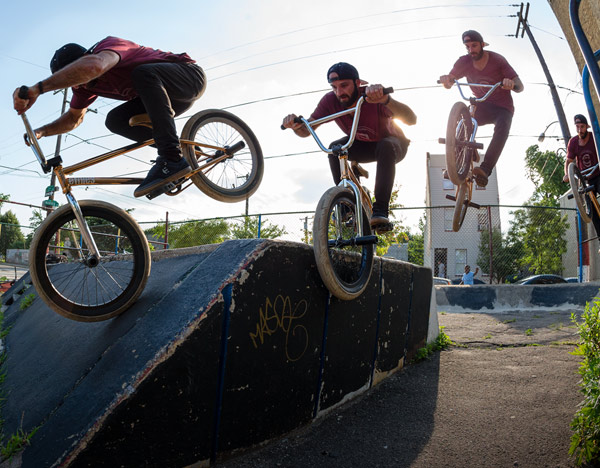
[105,62,206,161]
[473,102,513,176]
[586,175,600,239]
[328,136,408,216]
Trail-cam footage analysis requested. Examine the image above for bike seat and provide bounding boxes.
[129,114,153,128]
[351,161,369,178]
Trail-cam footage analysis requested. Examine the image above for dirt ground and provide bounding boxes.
[216,308,583,468]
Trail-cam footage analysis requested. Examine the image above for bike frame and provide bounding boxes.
[580,164,600,216]
[21,112,239,260]
[296,95,372,236]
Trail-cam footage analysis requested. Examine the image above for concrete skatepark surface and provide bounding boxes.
[217,307,585,468]
[0,239,432,467]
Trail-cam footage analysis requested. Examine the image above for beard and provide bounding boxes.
[470,49,484,61]
[579,130,589,139]
[336,84,359,108]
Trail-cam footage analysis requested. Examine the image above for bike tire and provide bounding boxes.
[29,200,151,322]
[568,162,592,223]
[445,102,474,186]
[313,186,374,300]
[181,109,264,203]
[452,183,469,232]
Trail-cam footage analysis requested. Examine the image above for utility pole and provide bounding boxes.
[515,2,571,144]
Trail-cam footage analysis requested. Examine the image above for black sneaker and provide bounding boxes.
[370,213,391,230]
[134,157,191,198]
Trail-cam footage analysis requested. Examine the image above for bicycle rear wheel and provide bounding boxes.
[445,102,474,186]
[29,200,151,322]
[313,186,375,300]
[452,183,469,232]
[181,109,264,202]
[568,162,592,223]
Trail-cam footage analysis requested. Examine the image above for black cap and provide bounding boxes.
[327,62,359,83]
[50,43,87,73]
[462,30,489,47]
[574,114,590,126]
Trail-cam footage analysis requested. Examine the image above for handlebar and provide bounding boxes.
[17,85,50,171]
[438,79,503,104]
[280,86,393,131]
[281,87,393,155]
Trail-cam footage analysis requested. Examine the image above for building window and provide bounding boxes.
[444,207,453,231]
[442,170,454,190]
[455,249,467,276]
[477,211,488,232]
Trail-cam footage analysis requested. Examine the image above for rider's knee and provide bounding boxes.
[377,137,407,164]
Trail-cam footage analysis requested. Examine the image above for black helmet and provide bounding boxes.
[50,43,87,73]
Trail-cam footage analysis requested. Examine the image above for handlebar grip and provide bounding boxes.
[383,87,394,95]
[18,85,29,99]
[436,80,442,84]
[281,116,304,130]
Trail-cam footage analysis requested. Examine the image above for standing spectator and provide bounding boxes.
[460,265,479,285]
[438,261,446,278]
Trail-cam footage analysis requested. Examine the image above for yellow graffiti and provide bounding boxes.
[249,295,309,362]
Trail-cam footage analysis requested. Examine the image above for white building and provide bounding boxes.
[423,152,501,283]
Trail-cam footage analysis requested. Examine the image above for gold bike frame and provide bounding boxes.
[55,138,234,194]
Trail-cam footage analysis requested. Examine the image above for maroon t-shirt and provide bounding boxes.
[309,92,406,143]
[567,132,600,178]
[449,50,518,113]
[70,36,195,109]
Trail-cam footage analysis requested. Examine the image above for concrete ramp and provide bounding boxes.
[1,239,432,467]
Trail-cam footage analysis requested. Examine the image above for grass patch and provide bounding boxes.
[484,333,492,339]
[502,318,516,324]
[525,328,533,336]
[413,327,454,362]
[18,294,35,311]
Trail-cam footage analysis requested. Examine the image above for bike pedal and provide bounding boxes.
[374,222,394,234]
[146,181,178,200]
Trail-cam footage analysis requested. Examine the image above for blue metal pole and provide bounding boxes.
[257,214,262,239]
[570,0,600,158]
[577,211,583,282]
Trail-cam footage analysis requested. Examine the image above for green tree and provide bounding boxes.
[229,216,286,239]
[477,227,522,283]
[406,216,425,265]
[25,209,45,248]
[0,211,25,258]
[146,218,229,248]
[524,145,566,201]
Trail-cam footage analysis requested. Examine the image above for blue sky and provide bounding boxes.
[0,0,587,234]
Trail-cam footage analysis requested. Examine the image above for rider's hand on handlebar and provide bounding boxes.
[13,86,39,115]
[501,78,515,91]
[563,173,569,183]
[364,84,389,104]
[439,75,454,89]
[282,114,303,131]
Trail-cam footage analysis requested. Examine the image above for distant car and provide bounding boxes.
[433,277,451,285]
[565,277,580,283]
[515,274,567,285]
[450,278,485,285]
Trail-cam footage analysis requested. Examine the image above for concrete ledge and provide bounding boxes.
[435,283,600,313]
[3,240,432,467]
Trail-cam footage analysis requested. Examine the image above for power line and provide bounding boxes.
[199,4,518,62]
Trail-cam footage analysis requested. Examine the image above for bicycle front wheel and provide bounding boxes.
[29,200,151,322]
[452,183,469,232]
[445,102,474,185]
[181,109,264,202]
[568,162,592,223]
[313,186,374,300]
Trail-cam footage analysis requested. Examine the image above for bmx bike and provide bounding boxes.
[567,162,600,224]
[438,80,502,231]
[283,87,394,300]
[18,86,263,322]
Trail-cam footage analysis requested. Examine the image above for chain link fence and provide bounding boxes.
[1,204,588,284]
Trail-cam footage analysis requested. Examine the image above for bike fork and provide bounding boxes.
[65,192,102,265]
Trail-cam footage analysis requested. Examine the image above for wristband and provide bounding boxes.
[37,81,44,95]
[385,95,390,105]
